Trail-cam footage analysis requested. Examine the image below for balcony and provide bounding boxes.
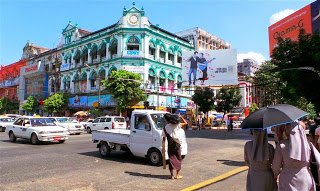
[148,55,155,60]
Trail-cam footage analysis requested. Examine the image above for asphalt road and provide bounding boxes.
[0,129,252,191]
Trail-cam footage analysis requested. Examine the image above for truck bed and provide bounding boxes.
[92,129,130,145]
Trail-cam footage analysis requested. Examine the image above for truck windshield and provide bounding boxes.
[150,114,167,130]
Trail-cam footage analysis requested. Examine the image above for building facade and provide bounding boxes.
[175,27,231,51]
[52,4,193,114]
[237,58,260,77]
[0,59,27,113]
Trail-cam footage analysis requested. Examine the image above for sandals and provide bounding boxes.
[169,176,175,180]
[175,175,183,179]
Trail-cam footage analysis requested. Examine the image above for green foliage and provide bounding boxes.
[0,98,19,114]
[43,93,67,116]
[271,30,320,111]
[22,96,38,113]
[249,103,259,113]
[288,97,317,119]
[254,61,285,107]
[191,87,215,113]
[102,70,147,113]
[215,86,242,114]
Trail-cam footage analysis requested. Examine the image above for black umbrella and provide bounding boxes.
[241,104,307,129]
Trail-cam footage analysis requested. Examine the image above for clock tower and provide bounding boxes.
[119,2,149,28]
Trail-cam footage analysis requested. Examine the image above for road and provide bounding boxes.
[0,129,251,191]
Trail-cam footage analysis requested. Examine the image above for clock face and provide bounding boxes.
[128,15,138,25]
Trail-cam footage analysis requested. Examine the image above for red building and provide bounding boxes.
[0,59,27,101]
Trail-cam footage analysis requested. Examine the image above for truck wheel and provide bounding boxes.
[87,127,92,134]
[9,131,16,142]
[31,133,39,145]
[99,142,111,157]
[147,148,162,166]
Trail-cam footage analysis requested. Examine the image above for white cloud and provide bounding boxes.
[237,52,267,64]
[270,9,295,25]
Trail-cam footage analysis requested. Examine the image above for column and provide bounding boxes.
[106,43,109,60]
[155,46,159,60]
[88,49,92,64]
[117,36,122,58]
[165,52,168,64]
[174,53,177,66]
[86,74,91,93]
[60,78,65,91]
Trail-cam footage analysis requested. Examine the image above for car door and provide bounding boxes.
[91,118,100,131]
[98,118,107,130]
[20,118,32,138]
[104,117,111,129]
[129,114,153,157]
[11,118,24,137]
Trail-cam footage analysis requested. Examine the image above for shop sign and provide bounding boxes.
[122,65,145,74]
[24,64,38,73]
[123,50,142,58]
[60,63,70,71]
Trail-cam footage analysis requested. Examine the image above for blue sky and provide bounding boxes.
[0,0,315,65]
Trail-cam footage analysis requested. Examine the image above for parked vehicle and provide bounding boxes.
[5,117,69,144]
[80,118,94,130]
[0,117,14,132]
[92,110,188,166]
[86,116,126,133]
[45,117,84,135]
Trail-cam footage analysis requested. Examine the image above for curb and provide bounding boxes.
[180,166,248,191]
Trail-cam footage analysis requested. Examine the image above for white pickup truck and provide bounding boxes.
[92,110,188,166]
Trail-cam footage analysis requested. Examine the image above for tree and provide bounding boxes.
[191,87,215,113]
[249,103,259,113]
[43,93,67,116]
[22,96,38,114]
[215,86,242,115]
[253,61,285,107]
[102,70,147,114]
[0,98,19,114]
[271,30,320,111]
[290,97,316,120]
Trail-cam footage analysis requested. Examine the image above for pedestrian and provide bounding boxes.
[313,117,320,151]
[162,113,185,179]
[272,121,316,191]
[244,129,277,191]
[126,116,130,129]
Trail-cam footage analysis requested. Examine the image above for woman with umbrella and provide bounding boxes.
[272,121,316,191]
[244,129,277,191]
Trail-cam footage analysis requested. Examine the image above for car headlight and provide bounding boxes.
[39,131,48,134]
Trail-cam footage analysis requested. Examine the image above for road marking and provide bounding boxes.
[180,166,248,191]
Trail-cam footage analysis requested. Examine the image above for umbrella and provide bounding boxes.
[74,111,89,116]
[241,104,307,129]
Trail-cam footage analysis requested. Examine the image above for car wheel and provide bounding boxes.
[99,142,111,157]
[59,140,66,143]
[87,127,92,134]
[104,127,109,130]
[9,131,16,142]
[31,133,39,145]
[147,148,162,166]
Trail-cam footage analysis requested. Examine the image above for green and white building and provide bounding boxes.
[54,3,194,114]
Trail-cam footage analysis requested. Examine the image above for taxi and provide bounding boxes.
[5,117,70,144]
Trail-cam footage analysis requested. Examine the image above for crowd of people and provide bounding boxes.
[245,116,320,191]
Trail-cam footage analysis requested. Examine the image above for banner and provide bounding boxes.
[182,49,238,86]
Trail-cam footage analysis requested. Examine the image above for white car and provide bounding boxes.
[86,116,126,133]
[47,117,84,135]
[0,117,14,132]
[5,117,70,144]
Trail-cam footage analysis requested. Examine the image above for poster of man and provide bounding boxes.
[182,49,238,86]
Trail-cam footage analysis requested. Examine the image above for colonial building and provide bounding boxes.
[53,3,193,114]
[0,59,27,113]
[175,27,231,51]
[19,43,61,114]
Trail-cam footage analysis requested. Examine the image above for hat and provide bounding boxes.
[164,113,180,124]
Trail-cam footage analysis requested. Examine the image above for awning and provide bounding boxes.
[130,105,144,109]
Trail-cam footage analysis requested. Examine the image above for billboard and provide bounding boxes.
[268,0,320,55]
[181,49,238,86]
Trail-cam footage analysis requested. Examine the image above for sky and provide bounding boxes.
[0,0,315,66]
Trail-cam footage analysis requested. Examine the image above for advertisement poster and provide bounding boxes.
[182,49,238,86]
[312,0,320,33]
[268,5,312,55]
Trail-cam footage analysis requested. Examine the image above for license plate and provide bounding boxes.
[54,137,61,140]
[119,124,123,126]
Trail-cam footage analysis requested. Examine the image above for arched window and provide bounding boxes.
[64,76,71,91]
[109,40,118,59]
[159,46,166,63]
[177,75,182,89]
[90,45,98,62]
[177,51,182,65]
[168,48,174,64]
[148,68,156,90]
[80,72,87,92]
[149,42,155,59]
[99,43,106,60]
[127,36,140,50]
[82,48,88,64]
[108,67,117,77]
[168,73,175,92]
[159,71,166,89]
[74,50,81,66]
[89,71,97,89]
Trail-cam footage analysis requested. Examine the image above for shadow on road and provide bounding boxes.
[186,129,251,140]
[217,159,246,167]
[125,171,169,180]
[1,139,61,145]
[78,150,149,166]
